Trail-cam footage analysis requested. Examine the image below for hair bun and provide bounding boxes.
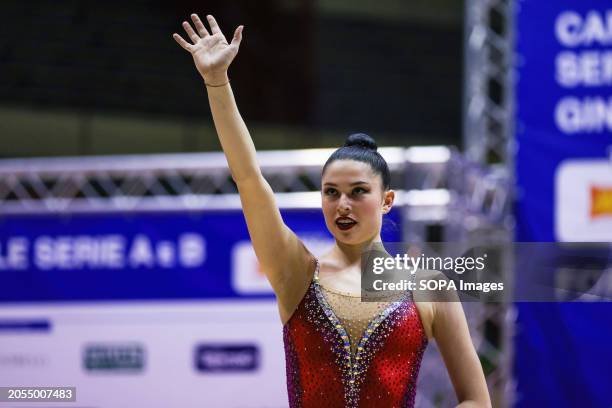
[344,133,378,152]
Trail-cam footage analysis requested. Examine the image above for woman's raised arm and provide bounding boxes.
[173,14,314,322]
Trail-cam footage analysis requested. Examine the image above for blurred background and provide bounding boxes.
[0,0,462,156]
[0,1,611,407]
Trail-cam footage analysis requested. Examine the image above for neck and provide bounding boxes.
[332,235,383,265]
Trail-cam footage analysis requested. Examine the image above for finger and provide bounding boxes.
[172,33,193,52]
[206,15,222,35]
[191,13,210,37]
[182,21,200,44]
[231,25,243,47]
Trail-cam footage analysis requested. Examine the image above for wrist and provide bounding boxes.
[203,71,229,87]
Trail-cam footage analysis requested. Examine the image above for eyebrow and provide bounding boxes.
[323,181,370,187]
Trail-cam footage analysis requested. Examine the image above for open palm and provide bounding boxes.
[173,14,243,80]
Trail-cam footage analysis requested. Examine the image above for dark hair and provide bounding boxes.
[322,133,391,190]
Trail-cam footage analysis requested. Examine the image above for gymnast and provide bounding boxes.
[173,13,491,407]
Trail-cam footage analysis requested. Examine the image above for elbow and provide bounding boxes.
[456,387,492,408]
[456,400,491,408]
[456,394,492,408]
[231,168,263,186]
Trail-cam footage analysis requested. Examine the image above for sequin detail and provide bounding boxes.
[283,260,428,408]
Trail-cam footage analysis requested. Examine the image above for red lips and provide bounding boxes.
[335,216,357,231]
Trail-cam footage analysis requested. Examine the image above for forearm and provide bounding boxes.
[434,302,492,408]
[204,73,260,184]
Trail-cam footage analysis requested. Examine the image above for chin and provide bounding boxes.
[328,229,355,244]
[333,232,372,246]
[326,222,376,245]
[334,236,359,245]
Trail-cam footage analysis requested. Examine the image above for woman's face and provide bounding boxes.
[321,160,394,245]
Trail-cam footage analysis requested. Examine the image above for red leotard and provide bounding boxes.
[283,261,428,407]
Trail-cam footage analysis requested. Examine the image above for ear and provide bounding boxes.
[382,189,395,214]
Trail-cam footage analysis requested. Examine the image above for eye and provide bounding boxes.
[324,187,338,196]
[352,187,368,195]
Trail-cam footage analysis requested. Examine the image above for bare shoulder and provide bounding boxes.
[410,269,437,340]
[276,246,317,326]
[412,269,460,340]
[413,268,461,303]
[413,300,434,340]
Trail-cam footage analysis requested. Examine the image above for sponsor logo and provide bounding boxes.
[556,160,612,241]
[231,237,333,294]
[0,353,47,368]
[590,186,612,218]
[231,241,273,294]
[195,344,259,372]
[0,319,51,332]
[83,343,145,372]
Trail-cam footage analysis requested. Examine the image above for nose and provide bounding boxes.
[338,194,351,215]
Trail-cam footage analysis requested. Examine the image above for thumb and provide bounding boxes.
[231,25,243,47]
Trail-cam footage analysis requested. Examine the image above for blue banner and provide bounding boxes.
[515,1,612,242]
[514,1,612,407]
[0,208,402,302]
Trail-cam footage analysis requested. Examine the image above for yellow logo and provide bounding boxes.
[591,186,612,218]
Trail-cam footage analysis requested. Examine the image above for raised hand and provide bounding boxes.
[173,14,243,85]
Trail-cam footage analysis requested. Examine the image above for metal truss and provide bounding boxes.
[461,1,515,404]
[463,0,514,168]
[0,146,511,232]
[405,153,513,408]
[0,148,405,212]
